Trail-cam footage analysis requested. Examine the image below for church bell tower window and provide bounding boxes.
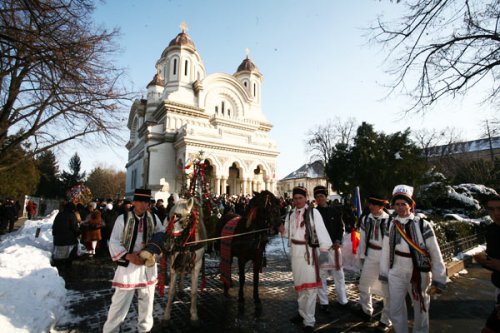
[173,59,177,75]
[184,60,188,76]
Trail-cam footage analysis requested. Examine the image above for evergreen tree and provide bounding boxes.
[0,144,39,198]
[326,122,427,199]
[61,153,86,191]
[35,150,64,198]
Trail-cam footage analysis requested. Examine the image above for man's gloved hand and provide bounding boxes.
[319,251,329,265]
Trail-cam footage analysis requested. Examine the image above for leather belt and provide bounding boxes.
[291,239,307,245]
[368,243,382,250]
[395,250,411,258]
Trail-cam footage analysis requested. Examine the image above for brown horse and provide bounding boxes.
[217,190,282,305]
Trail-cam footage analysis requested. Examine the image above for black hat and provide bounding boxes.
[292,186,308,197]
[133,189,152,202]
[313,185,328,197]
[367,195,389,206]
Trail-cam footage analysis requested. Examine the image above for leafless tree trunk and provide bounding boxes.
[0,0,132,172]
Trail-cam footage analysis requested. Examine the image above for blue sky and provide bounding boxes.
[59,0,496,179]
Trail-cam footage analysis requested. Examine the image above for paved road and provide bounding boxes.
[50,235,495,333]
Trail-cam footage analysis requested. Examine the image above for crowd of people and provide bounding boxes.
[45,186,499,333]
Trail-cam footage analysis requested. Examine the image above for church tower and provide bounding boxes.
[234,50,263,106]
[155,22,206,105]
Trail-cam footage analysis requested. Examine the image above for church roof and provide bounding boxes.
[281,160,325,180]
[146,73,165,88]
[168,32,196,49]
[236,56,259,73]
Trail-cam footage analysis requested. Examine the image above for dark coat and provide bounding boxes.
[316,205,345,243]
[52,205,80,246]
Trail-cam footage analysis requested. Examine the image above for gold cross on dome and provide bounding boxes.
[180,21,188,33]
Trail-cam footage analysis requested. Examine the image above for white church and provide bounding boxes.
[125,23,279,199]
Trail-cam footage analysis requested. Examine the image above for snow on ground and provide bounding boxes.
[0,211,67,333]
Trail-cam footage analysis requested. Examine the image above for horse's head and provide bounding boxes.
[246,190,282,233]
[168,197,194,236]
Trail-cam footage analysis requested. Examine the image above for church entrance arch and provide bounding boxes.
[203,159,215,192]
[252,164,268,192]
[226,162,243,195]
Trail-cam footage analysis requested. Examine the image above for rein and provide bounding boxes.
[184,227,269,245]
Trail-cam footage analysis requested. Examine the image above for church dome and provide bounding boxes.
[168,32,196,49]
[236,56,258,72]
[147,73,165,88]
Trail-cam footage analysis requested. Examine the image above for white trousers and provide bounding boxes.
[91,240,97,254]
[318,268,348,305]
[388,269,430,333]
[103,284,156,333]
[359,283,392,325]
[298,288,318,327]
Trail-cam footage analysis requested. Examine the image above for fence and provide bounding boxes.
[22,196,61,219]
[439,232,486,262]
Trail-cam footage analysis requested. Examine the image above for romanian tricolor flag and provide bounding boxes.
[351,186,362,254]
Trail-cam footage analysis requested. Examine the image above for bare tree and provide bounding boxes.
[305,117,357,164]
[481,118,500,162]
[413,126,464,161]
[372,0,500,113]
[0,0,131,172]
[86,166,126,200]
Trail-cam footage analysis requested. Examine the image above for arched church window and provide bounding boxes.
[228,109,231,117]
[244,81,247,87]
[184,60,188,76]
[215,106,218,113]
[253,83,256,97]
[230,163,240,178]
[130,117,138,142]
[173,59,177,75]
[221,101,225,115]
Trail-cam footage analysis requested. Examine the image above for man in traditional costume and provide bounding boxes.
[103,189,165,333]
[279,186,332,333]
[313,185,348,312]
[357,195,392,331]
[379,185,446,333]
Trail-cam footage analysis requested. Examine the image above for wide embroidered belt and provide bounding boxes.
[368,243,382,250]
[291,239,307,245]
